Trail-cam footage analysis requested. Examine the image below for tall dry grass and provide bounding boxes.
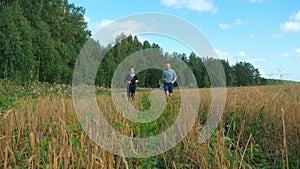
[0,84,299,168]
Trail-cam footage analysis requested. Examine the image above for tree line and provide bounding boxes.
[69,33,268,88]
[0,0,268,88]
[0,0,91,84]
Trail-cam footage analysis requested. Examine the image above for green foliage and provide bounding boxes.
[233,62,255,86]
[0,81,18,112]
[0,0,91,84]
[40,137,49,164]
[223,107,300,168]
[267,79,300,85]
[0,79,73,112]
[136,157,159,169]
[221,60,238,86]
[0,3,35,84]
[0,0,270,87]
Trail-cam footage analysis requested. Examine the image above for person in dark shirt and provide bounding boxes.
[125,67,139,101]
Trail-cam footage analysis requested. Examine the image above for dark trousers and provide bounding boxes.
[127,86,136,99]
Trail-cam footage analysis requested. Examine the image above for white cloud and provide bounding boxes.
[235,18,247,25]
[280,10,300,33]
[97,19,114,29]
[93,19,155,45]
[280,21,300,33]
[219,23,231,29]
[161,0,218,13]
[103,20,153,35]
[280,48,300,62]
[213,49,232,60]
[84,15,91,23]
[219,18,247,30]
[86,18,151,38]
[238,51,247,57]
[213,49,246,61]
[83,16,155,45]
[84,16,115,34]
[244,58,266,63]
[290,10,300,21]
[214,49,266,65]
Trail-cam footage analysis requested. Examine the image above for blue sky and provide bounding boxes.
[69,0,300,81]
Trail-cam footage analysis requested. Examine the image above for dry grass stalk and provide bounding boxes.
[0,85,299,168]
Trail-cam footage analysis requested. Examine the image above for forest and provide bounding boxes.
[0,0,276,88]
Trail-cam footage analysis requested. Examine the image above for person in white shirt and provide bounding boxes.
[162,63,177,98]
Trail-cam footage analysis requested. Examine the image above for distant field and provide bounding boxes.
[0,84,299,168]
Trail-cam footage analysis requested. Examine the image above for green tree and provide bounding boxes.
[188,53,206,87]
[221,60,237,86]
[41,0,90,83]
[233,62,256,86]
[0,3,35,84]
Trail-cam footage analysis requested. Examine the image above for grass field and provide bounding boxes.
[0,82,299,168]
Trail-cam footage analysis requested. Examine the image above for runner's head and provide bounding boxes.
[130,67,135,74]
[166,63,171,70]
